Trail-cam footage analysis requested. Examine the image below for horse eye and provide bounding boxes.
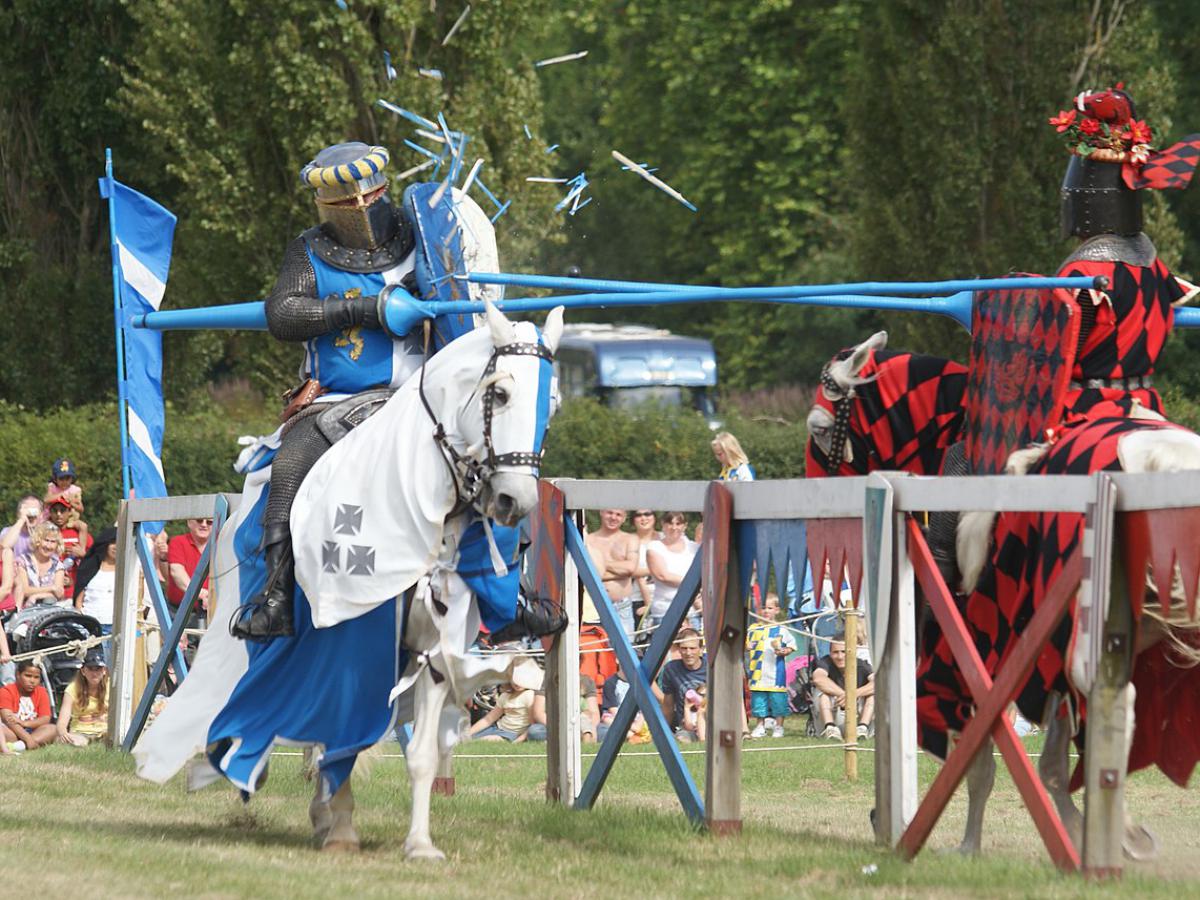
[493,387,510,406]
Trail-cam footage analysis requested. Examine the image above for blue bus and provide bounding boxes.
[554,323,719,425]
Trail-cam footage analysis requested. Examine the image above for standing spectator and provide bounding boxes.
[0,624,11,686]
[167,517,212,616]
[630,509,662,625]
[711,432,756,482]
[44,456,86,526]
[14,522,66,609]
[811,632,875,741]
[74,528,118,666]
[746,593,797,738]
[660,627,707,739]
[46,496,92,602]
[0,661,57,752]
[56,648,109,746]
[585,509,640,637]
[646,512,700,633]
[1,495,43,560]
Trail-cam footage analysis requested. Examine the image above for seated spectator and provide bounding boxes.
[167,517,212,618]
[0,626,11,686]
[0,661,57,752]
[74,529,118,666]
[46,496,92,602]
[468,657,542,742]
[528,674,600,743]
[14,522,66,609]
[659,627,706,741]
[44,456,86,527]
[56,647,109,746]
[746,592,797,739]
[681,684,707,743]
[811,631,875,741]
[597,659,632,742]
[0,495,44,561]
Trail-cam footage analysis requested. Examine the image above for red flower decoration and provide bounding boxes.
[1078,117,1102,136]
[1120,118,1153,145]
[1048,109,1076,132]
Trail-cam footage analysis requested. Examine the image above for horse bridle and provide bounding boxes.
[418,325,553,516]
[818,363,856,471]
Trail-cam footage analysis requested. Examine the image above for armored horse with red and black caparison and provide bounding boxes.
[805,84,1200,861]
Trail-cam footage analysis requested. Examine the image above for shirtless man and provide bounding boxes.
[586,509,641,637]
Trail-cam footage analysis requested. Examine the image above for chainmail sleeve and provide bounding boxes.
[926,440,969,593]
[264,237,326,342]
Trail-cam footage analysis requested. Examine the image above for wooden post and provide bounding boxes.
[1083,475,1128,879]
[704,483,743,834]
[109,500,140,748]
[545,509,582,805]
[843,606,859,781]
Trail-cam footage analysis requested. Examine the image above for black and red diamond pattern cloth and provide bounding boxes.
[964,279,1079,475]
[805,349,967,478]
[1132,135,1200,191]
[1056,257,1186,419]
[915,415,1198,771]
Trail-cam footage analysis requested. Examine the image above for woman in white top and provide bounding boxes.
[631,509,662,623]
[73,528,118,667]
[645,512,699,632]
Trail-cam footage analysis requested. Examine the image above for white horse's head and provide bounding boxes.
[453,302,563,525]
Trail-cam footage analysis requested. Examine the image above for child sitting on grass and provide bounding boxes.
[56,648,109,746]
[0,660,57,752]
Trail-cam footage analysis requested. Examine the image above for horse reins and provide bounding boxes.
[819,363,856,471]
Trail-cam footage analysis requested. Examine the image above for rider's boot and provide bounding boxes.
[488,590,568,645]
[232,525,296,641]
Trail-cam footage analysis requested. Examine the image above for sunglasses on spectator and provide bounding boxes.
[634,511,654,517]
[193,518,213,525]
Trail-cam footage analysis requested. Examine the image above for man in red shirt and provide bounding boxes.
[166,517,211,615]
[47,497,92,601]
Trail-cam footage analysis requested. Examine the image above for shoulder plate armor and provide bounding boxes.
[302,211,415,274]
[1061,233,1157,268]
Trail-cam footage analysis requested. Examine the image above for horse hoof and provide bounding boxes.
[405,841,446,862]
[1123,823,1159,861]
[320,839,360,854]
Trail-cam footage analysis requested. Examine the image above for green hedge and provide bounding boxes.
[0,399,274,531]
[541,398,808,483]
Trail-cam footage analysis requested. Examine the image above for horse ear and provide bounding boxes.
[542,306,565,355]
[846,330,888,375]
[485,300,517,346]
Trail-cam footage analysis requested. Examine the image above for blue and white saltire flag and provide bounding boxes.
[99,150,174,505]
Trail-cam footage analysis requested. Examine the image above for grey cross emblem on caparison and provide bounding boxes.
[334,503,363,535]
[322,540,341,573]
[346,544,375,576]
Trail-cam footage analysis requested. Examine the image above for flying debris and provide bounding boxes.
[611,150,696,212]
[383,51,397,81]
[442,4,471,46]
[334,0,348,9]
[545,144,560,154]
[418,68,444,80]
[534,51,589,68]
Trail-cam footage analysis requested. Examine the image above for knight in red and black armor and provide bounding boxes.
[1053,85,1200,420]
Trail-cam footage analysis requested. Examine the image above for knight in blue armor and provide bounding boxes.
[232,142,562,642]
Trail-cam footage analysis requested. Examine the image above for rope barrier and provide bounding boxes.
[269,742,879,761]
[8,632,110,665]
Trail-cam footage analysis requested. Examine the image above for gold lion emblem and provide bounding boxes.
[334,325,365,361]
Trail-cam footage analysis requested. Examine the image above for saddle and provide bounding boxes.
[281,386,395,444]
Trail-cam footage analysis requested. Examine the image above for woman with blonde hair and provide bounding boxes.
[711,431,756,481]
[14,521,66,609]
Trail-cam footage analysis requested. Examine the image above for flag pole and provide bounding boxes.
[102,148,133,499]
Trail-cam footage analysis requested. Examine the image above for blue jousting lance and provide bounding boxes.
[133,273,1181,334]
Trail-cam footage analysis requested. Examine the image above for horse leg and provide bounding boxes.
[1038,695,1082,850]
[1119,683,1159,861]
[310,778,359,852]
[404,666,452,861]
[958,736,995,855]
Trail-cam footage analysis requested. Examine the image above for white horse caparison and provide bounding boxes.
[137,303,563,862]
[308,302,564,859]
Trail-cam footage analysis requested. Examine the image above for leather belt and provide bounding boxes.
[1069,375,1153,391]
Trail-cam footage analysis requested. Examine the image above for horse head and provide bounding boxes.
[805,331,968,478]
[454,302,563,526]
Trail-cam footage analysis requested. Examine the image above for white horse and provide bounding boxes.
[135,301,564,862]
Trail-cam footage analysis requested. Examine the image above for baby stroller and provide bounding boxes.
[784,599,842,737]
[5,604,103,716]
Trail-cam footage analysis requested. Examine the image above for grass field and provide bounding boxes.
[5,729,1199,898]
